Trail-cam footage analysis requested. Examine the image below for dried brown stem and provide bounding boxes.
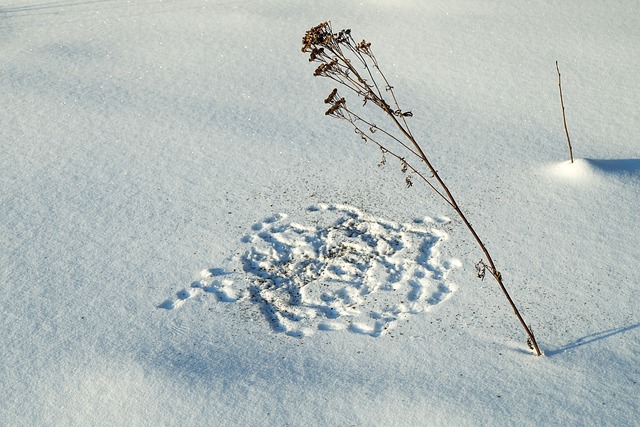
[556,61,574,163]
[302,22,542,356]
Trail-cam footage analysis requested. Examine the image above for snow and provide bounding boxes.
[1,1,638,426]
[161,204,459,338]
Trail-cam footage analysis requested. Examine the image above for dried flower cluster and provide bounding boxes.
[302,22,412,118]
[302,22,424,192]
[301,22,542,356]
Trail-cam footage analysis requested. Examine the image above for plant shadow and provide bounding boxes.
[586,158,640,177]
[545,322,640,357]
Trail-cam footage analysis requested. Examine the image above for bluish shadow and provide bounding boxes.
[204,267,235,277]
[586,158,640,177]
[545,322,640,357]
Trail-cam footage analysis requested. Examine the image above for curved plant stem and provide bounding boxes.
[388,112,542,356]
[302,22,542,356]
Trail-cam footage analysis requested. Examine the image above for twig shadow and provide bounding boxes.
[586,158,640,177]
[545,322,640,357]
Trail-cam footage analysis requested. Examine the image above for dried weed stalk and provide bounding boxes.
[555,61,574,163]
[302,22,542,356]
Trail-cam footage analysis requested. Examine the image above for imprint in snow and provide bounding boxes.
[160,204,460,338]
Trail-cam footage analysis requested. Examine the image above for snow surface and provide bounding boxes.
[1,1,639,426]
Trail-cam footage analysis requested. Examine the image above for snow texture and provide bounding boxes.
[161,204,459,338]
[1,1,639,426]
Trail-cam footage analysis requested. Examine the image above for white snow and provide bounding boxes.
[1,1,638,426]
[162,204,459,338]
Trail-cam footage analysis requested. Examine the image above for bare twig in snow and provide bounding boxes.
[556,60,574,163]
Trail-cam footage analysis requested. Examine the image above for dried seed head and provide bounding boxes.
[335,28,352,44]
[356,39,371,53]
[394,109,413,117]
[308,47,325,62]
[527,337,534,351]
[325,97,345,116]
[313,63,326,77]
[475,261,487,281]
[302,22,332,52]
[324,88,339,104]
[378,147,387,167]
[405,175,414,188]
[314,58,338,77]
[400,159,408,174]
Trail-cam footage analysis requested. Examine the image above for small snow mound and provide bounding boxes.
[548,158,640,183]
[548,159,594,182]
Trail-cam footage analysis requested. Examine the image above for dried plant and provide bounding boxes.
[555,61,574,163]
[301,22,542,356]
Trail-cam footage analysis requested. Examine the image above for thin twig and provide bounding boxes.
[556,61,574,163]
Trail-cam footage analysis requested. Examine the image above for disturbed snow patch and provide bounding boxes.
[160,204,460,337]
